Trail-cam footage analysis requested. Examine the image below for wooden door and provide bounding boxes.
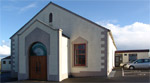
[29,56,47,80]
[29,42,47,80]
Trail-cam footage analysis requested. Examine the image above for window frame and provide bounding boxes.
[3,61,6,64]
[74,43,86,66]
[49,13,53,23]
[129,54,137,62]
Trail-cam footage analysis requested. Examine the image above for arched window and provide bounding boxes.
[49,13,53,23]
[30,42,47,56]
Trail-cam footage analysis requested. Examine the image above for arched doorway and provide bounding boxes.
[29,42,47,80]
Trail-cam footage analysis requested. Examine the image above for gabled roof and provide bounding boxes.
[2,56,11,60]
[115,49,150,53]
[10,2,110,39]
[9,2,115,48]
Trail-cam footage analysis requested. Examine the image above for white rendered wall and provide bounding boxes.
[59,36,68,81]
[137,52,149,59]
[11,3,109,75]
[15,4,107,73]
[107,33,116,75]
[1,59,11,71]
[46,4,106,73]
[122,53,128,63]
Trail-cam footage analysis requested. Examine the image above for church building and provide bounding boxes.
[10,2,117,81]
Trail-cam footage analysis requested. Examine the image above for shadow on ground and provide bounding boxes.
[0,72,17,83]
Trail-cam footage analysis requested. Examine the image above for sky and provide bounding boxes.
[0,0,150,60]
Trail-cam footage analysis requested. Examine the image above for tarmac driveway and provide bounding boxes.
[123,69,150,77]
[1,68,150,83]
[7,76,150,83]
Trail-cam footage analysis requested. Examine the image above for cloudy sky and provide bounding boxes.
[0,0,150,60]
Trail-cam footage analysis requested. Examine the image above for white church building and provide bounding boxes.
[10,2,117,81]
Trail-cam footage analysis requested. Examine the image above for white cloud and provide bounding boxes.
[0,45,10,55]
[97,21,150,50]
[2,2,37,13]
[0,40,10,60]
[1,40,10,47]
[19,3,37,13]
[2,5,19,11]
[96,19,118,26]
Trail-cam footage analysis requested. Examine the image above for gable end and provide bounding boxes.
[10,2,109,39]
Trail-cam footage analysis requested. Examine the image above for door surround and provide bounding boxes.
[24,28,50,81]
[18,21,60,81]
[29,42,47,80]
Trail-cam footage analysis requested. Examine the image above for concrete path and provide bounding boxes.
[108,71,116,77]
[113,67,123,77]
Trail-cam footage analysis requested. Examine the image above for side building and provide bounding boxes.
[115,49,150,67]
[1,56,11,72]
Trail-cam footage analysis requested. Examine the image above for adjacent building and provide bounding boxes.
[115,49,150,67]
[10,2,116,81]
[1,56,11,72]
